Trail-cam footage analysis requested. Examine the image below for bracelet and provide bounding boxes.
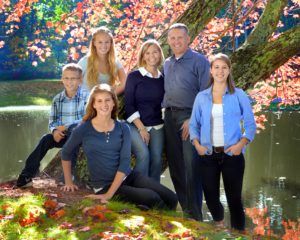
[138,127,146,132]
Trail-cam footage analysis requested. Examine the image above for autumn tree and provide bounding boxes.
[1,0,299,123]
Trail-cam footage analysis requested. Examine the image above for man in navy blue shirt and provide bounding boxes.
[162,23,210,221]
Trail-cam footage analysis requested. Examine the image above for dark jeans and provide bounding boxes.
[97,171,178,210]
[20,124,79,178]
[164,109,203,220]
[199,152,245,230]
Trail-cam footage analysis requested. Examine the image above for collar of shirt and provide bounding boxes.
[172,48,193,61]
[202,85,230,97]
[62,86,82,100]
[139,67,162,78]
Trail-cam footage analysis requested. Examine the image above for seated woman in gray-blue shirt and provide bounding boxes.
[61,84,177,210]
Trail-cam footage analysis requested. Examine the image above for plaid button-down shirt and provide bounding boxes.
[49,86,89,132]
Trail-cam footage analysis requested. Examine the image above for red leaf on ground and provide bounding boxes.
[44,199,57,209]
[52,209,65,219]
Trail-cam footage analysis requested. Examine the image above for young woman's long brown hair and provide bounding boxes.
[83,84,119,121]
[87,27,118,89]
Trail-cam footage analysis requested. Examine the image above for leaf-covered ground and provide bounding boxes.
[0,181,277,240]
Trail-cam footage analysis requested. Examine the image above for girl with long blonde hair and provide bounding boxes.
[78,27,126,95]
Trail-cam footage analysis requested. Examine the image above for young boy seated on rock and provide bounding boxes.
[16,63,89,188]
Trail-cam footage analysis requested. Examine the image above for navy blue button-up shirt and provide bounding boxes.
[162,48,210,109]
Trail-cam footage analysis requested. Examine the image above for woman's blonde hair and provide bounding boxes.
[87,27,118,89]
[208,53,235,94]
[137,39,164,68]
[83,84,118,121]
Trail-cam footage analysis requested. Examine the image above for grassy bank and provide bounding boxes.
[0,80,62,107]
[0,189,271,240]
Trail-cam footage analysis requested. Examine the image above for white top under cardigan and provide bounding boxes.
[211,104,224,147]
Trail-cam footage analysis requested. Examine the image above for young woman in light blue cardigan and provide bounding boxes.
[189,53,256,230]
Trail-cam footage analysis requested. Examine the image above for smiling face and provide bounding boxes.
[61,70,82,97]
[93,32,112,56]
[210,59,230,85]
[142,44,162,68]
[167,28,190,58]
[93,92,115,117]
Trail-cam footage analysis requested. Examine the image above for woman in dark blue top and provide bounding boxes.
[125,39,165,182]
[61,84,177,209]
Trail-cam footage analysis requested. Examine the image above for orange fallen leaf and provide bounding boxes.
[44,199,58,209]
[53,209,65,218]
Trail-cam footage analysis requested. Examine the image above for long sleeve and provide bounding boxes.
[124,73,139,121]
[237,89,257,143]
[198,57,210,92]
[117,123,131,174]
[61,125,83,161]
[189,94,202,142]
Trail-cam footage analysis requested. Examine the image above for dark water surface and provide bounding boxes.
[0,106,58,182]
[0,107,299,236]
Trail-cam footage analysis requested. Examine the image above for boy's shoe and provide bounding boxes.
[16,175,33,188]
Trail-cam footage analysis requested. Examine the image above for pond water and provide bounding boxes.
[0,107,299,236]
[0,106,58,182]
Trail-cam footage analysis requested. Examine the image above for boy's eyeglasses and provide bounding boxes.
[62,77,80,81]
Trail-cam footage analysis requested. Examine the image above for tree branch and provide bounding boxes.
[209,0,261,47]
[232,23,300,89]
[245,0,287,46]
[158,0,230,56]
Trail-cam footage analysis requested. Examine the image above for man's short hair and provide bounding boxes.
[168,23,189,35]
[62,63,83,75]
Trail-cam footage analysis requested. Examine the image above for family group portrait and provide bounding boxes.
[0,0,299,239]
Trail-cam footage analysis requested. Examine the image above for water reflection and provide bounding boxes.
[0,106,58,182]
[244,111,300,236]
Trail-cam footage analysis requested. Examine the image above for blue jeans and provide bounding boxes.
[20,124,79,178]
[164,108,203,221]
[97,170,178,210]
[130,124,164,182]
